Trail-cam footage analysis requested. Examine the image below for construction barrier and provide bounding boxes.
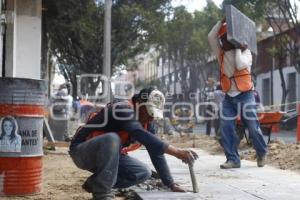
[0,78,47,196]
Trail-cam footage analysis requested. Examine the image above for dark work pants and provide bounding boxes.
[205,105,213,136]
[220,91,268,164]
[69,132,151,197]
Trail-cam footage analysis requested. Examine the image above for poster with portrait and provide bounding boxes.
[0,116,21,153]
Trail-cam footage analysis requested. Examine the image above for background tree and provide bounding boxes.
[150,1,221,100]
[222,0,268,23]
[265,0,300,110]
[166,6,194,96]
[44,0,172,97]
[186,2,221,96]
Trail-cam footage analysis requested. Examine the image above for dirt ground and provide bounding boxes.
[166,134,300,173]
[2,133,299,200]
[1,147,127,200]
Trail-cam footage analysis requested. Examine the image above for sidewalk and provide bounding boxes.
[130,149,300,200]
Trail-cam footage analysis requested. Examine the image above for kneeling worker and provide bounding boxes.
[69,87,198,200]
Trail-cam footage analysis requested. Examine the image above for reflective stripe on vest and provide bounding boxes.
[219,50,253,93]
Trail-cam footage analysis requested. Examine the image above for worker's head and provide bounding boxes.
[133,87,165,123]
[218,23,236,51]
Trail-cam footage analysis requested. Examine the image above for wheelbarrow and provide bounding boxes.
[236,111,285,144]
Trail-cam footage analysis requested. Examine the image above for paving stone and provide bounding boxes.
[130,149,300,200]
[225,5,257,54]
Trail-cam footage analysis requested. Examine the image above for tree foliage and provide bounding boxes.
[222,0,268,23]
[44,0,171,96]
[151,1,221,96]
[265,0,300,71]
[264,0,300,110]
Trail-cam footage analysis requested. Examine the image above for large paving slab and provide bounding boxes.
[225,5,257,54]
[130,149,300,200]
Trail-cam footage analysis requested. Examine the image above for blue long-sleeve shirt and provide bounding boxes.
[70,100,174,186]
[146,121,174,187]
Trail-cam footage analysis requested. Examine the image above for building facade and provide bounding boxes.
[0,0,42,79]
[255,28,300,111]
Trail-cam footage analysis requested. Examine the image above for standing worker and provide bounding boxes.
[69,87,198,200]
[208,17,267,169]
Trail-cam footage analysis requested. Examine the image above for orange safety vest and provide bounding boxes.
[219,50,253,93]
[81,101,148,154]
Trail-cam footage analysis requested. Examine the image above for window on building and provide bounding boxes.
[157,57,160,67]
[187,69,190,79]
[165,76,169,85]
[287,72,296,110]
[262,78,270,106]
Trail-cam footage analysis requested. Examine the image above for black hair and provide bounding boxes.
[136,87,156,102]
[131,93,140,104]
[220,33,236,51]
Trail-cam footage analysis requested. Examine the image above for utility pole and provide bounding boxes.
[103,0,112,102]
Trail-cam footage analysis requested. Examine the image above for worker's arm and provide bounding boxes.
[122,121,198,162]
[148,152,187,192]
[147,122,186,192]
[208,21,222,64]
[116,104,198,161]
[235,48,252,70]
[115,104,169,155]
[165,145,198,164]
[148,153,174,187]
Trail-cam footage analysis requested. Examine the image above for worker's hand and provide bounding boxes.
[170,183,187,193]
[165,145,199,163]
[175,148,199,164]
[239,42,248,51]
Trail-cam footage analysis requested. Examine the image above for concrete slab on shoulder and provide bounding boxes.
[129,150,300,200]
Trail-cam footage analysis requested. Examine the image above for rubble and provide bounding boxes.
[167,134,300,173]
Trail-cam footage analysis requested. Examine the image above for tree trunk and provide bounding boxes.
[190,64,201,93]
[168,50,171,93]
[278,66,288,111]
[179,54,188,99]
[173,60,177,95]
